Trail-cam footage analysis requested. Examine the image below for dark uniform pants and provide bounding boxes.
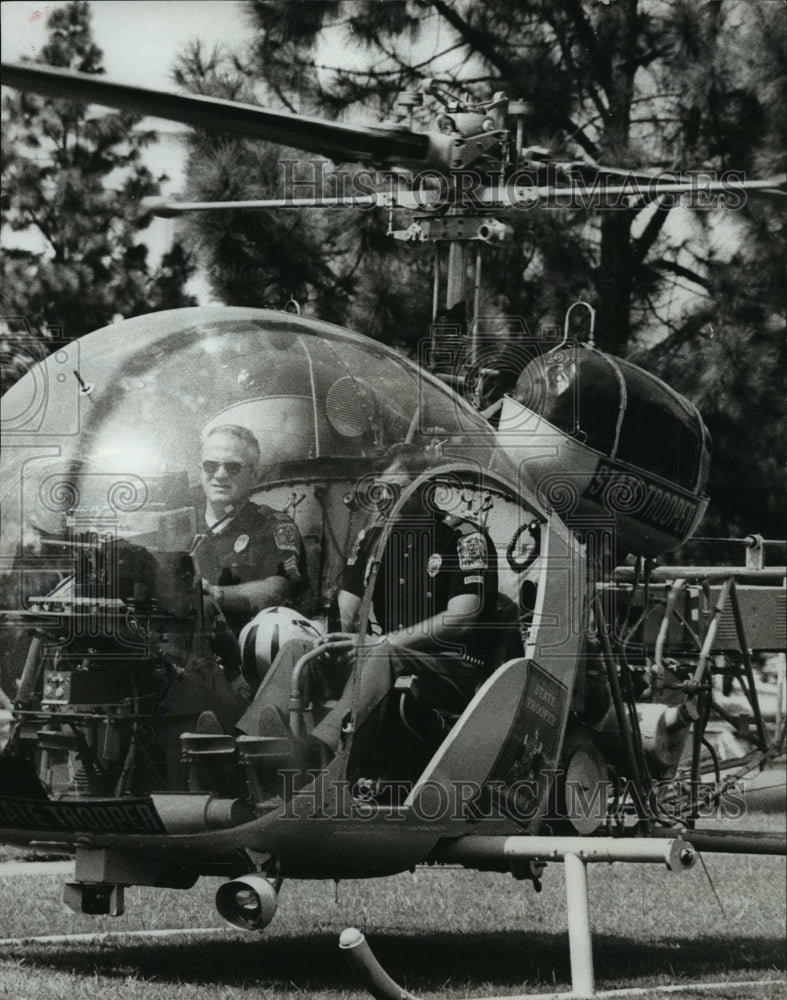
[314,643,477,755]
[238,638,477,755]
[236,638,317,736]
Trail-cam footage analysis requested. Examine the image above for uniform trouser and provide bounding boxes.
[160,656,248,787]
[236,638,316,736]
[238,638,477,754]
[314,643,477,756]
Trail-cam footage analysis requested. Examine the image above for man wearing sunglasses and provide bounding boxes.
[192,424,306,638]
[161,424,307,755]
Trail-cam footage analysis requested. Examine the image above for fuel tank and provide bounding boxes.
[497,342,711,555]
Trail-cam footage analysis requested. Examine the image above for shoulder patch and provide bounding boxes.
[274,521,299,552]
[457,531,488,571]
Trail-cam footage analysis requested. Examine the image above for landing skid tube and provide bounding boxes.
[337,835,779,999]
[340,930,782,1000]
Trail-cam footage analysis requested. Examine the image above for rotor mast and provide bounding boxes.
[385,86,528,369]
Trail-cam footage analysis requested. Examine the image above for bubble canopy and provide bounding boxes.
[1,307,511,575]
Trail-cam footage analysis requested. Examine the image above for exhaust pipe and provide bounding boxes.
[477,218,513,243]
[215,875,278,932]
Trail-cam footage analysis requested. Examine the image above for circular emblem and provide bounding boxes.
[427,553,442,577]
[234,533,250,553]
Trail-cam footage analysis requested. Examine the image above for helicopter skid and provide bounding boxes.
[340,836,779,1000]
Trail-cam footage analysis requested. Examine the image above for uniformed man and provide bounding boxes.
[238,450,498,774]
[315,461,499,762]
[161,424,306,747]
[192,423,306,636]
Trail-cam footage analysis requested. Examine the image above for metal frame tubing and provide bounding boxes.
[340,927,421,1000]
[432,835,696,870]
[343,836,696,1000]
[565,851,594,996]
[654,579,687,669]
[288,638,356,740]
[728,581,770,751]
[689,578,731,817]
[594,608,648,812]
[613,566,786,584]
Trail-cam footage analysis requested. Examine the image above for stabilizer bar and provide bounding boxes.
[432,835,696,871]
[339,834,778,999]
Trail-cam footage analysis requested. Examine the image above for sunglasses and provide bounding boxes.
[199,460,248,478]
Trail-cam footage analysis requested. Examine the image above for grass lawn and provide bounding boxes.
[0,815,784,999]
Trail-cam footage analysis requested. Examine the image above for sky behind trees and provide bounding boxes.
[1,1,248,86]
[1,1,251,277]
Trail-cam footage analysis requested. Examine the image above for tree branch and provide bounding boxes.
[427,0,599,158]
[313,41,465,79]
[631,196,673,265]
[542,9,608,122]
[642,289,678,334]
[270,81,298,114]
[633,306,715,362]
[651,259,711,291]
[428,0,513,79]
[23,205,56,254]
[563,0,611,96]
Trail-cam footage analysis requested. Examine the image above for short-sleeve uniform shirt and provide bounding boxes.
[192,501,306,631]
[342,511,498,666]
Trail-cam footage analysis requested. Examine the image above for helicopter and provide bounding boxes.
[0,54,785,998]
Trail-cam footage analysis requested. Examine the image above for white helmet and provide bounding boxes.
[239,607,323,681]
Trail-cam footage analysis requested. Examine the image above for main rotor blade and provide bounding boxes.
[144,197,378,216]
[141,193,425,215]
[1,60,430,166]
[144,175,786,218]
[477,175,787,206]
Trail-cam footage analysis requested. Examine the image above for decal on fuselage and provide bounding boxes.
[583,459,698,536]
[0,796,166,834]
[487,662,567,822]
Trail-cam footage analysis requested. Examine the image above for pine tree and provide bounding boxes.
[0,1,196,393]
[175,2,782,349]
[171,40,433,349]
[174,0,783,535]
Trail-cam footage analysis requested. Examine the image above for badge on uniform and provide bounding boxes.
[274,521,299,552]
[427,553,442,577]
[458,532,488,570]
[234,534,249,553]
